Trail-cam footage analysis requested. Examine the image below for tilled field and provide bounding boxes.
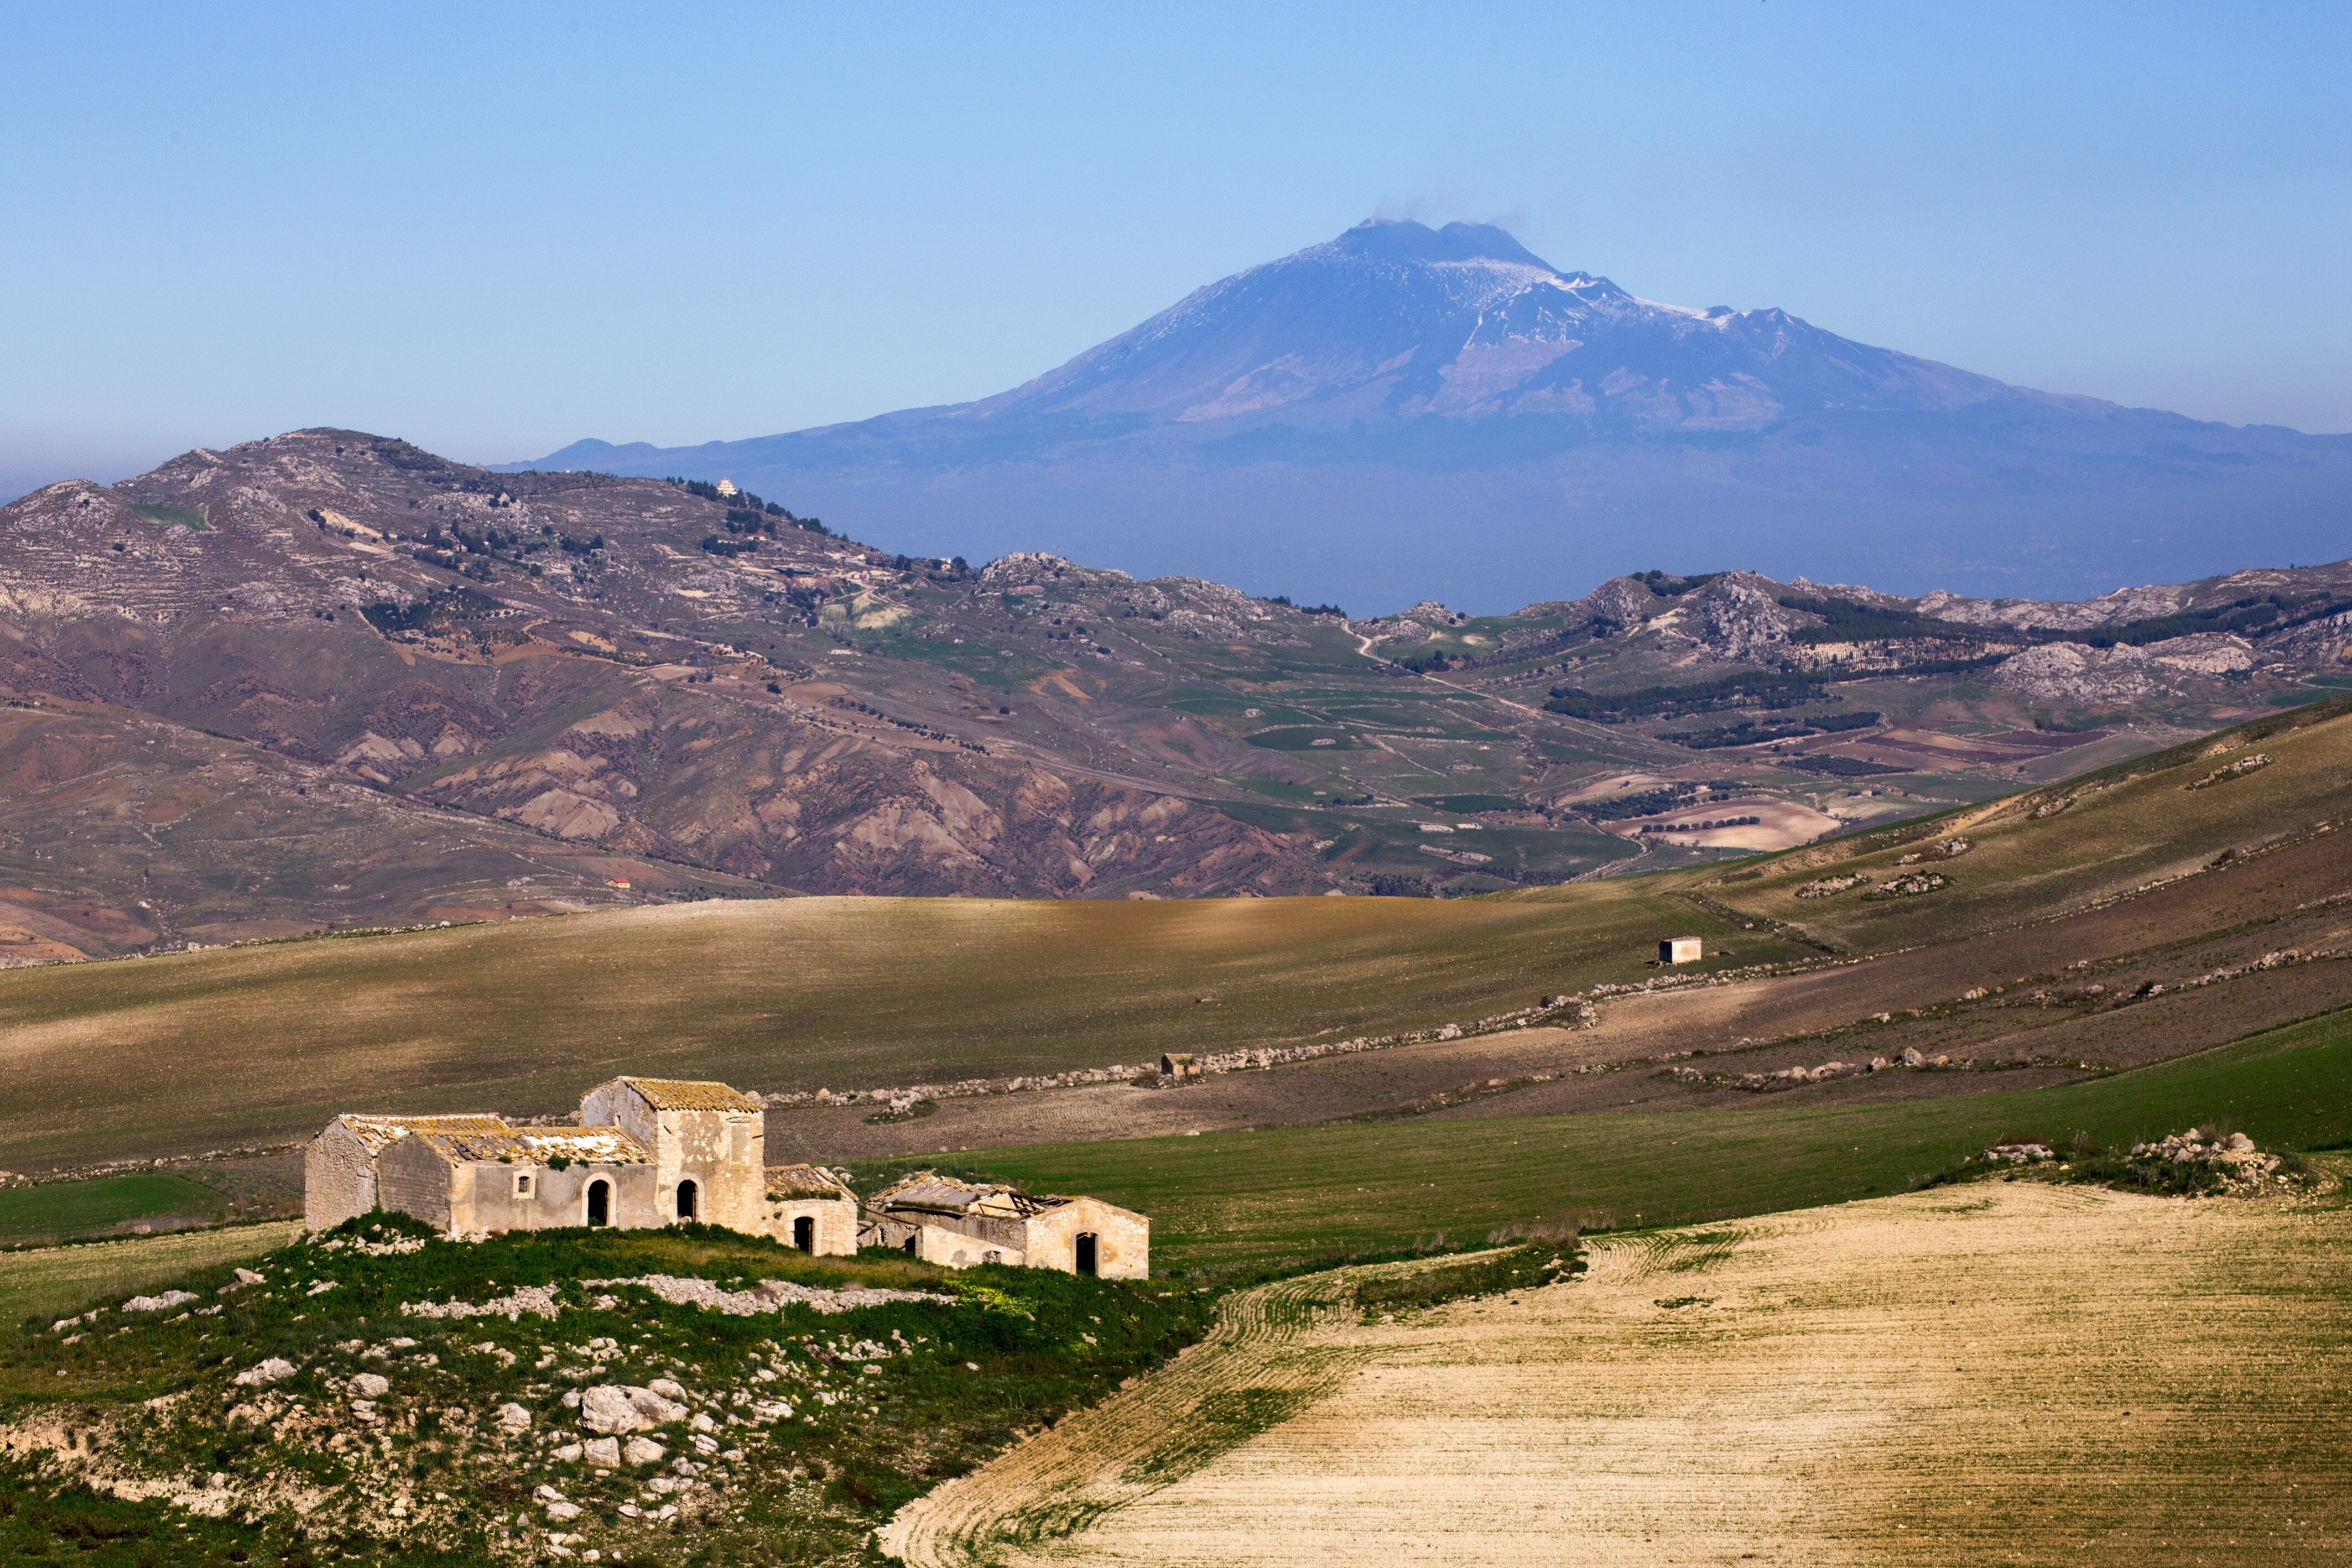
[883,1176,2352,1566]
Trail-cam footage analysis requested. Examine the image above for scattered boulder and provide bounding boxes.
[348,1373,389,1399]
[232,1358,296,1387]
[580,1383,688,1434]
[123,1290,200,1313]
[496,1402,532,1434]
[551,1442,582,1463]
[622,1436,667,1467]
[581,1435,622,1468]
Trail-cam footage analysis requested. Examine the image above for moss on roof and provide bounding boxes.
[614,1076,763,1113]
[329,1114,510,1156]
[764,1164,854,1201]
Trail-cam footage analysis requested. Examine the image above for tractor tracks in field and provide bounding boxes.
[877,1257,1491,1566]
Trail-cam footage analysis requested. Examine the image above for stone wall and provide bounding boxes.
[374,1138,455,1233]
[761,1195,858,1257]
[447,1161,657,1236]
[1023,1199,1149,1279]
[304,1123,378,1232]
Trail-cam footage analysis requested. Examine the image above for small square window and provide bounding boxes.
[514,1171,534,1199]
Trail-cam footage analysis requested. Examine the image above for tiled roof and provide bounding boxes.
[764,1164,854,1201]
[868,1170,1069,1218]
[407,1126,652,1166]
[613,1076,763,1113]
[329,1114,511,1156]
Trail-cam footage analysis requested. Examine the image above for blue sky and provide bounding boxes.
[3,2,2348,499]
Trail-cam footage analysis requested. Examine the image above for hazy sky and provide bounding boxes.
[4,2,2348,499]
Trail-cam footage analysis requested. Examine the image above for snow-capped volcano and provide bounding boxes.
[514,220,2352,612]
[959,220,2018,433]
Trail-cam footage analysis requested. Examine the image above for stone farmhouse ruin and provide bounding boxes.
[306,1077,856,1256]
[304,1077,1146,1276]
[862,1171,1149,1278]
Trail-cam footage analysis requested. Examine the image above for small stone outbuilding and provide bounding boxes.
[861,1171,1148,1278]
[1160,1053,1199,1081]
[762,1164,858,1256]
[1659,936,1703,965]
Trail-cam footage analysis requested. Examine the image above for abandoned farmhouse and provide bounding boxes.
[305,1076,1145,1277]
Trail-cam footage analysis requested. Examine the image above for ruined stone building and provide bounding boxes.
[305,1077,849,1253]
[861,1171,1149,1278]
[761,1163,860,1256]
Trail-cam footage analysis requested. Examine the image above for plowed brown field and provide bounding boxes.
[883,1175,2352,1566]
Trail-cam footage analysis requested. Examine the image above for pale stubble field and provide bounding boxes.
[886,1175,2352,1566]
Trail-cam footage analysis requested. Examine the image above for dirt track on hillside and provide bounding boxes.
[882,1178,2352,1566]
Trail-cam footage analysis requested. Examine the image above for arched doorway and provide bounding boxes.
[675,1179,699,1221]
[586,1179,610,1227]
[793,1215,815,1253]
[1075,1233,1098,1276]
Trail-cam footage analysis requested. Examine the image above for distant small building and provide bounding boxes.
[861,1171,1148,1278]
[1660,936,1703,965]
[715,478,738,497]
[762,1164,858,1256]
[1160,1052,1199,1081]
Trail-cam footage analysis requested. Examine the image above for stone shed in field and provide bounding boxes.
[861,1171,1148,1278]
[762,1163,858,1256]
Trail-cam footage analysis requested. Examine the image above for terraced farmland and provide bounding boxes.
[886,1176,2352,1566]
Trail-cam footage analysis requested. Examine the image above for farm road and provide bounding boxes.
[879,1178,2352,1566]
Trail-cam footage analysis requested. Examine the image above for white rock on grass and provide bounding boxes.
[579,1384,686,1434]
[545,1500,581,1522]
[349,1373,390,1398]
[552,1442,583,1462]
[123,1290,200,1312]
[621,1436,665,1467]
[497,1402,533,1433]
[581,1436,622,1468]
[232,1358,296,1387]
[533,1484,566,1504]
[689,1411,716,1433]
[647,1378,687,1401]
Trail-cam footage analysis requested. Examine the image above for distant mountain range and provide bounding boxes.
[508,218,2352,614]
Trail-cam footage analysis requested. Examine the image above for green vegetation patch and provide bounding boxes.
[1244,726,1362,751]
[1413,794,1526,814]
[1,1214,1210,1566]
[0,1173,226,1248]
[953,1005,2352,1280]
[124,503,208,530]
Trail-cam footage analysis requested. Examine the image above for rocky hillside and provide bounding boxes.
[5,426,2350,961]
[0,1213,1208,1566]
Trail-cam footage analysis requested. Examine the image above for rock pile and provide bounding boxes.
[1870,871,1949,897]
[2131,1128,2285,1191]
[2186,753,2271,790]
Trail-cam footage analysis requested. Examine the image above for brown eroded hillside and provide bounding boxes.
[7,426,2352,958]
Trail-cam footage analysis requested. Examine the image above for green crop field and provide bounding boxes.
[0,1221,299,1326]
[945,1003,2352,1278]
[0,1172,227,1248]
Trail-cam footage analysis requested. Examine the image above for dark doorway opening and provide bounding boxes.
[793,1215,815,1253]
[675,1179,699,1221]
[1075,1233,1098,1276]
[586,1179,610,1227]
[902,1234,918,1256]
